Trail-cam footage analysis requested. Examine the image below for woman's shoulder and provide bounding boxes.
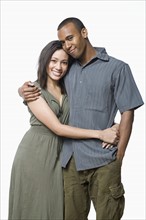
[33,80,40,88]
[33,80,47,99]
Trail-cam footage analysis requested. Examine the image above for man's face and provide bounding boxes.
[57,22,87,60]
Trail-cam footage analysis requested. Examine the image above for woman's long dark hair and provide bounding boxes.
[37,40,73,93]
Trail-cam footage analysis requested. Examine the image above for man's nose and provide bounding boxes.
[65,41,71,49]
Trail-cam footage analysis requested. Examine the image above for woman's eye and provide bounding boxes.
[62,61,68,65]
[51,59,56,63]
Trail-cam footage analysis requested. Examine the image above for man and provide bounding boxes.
[19,18,144,220]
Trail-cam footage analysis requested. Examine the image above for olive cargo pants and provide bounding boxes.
[63,157,125,220]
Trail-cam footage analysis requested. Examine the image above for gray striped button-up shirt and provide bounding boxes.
[61,47,144,171]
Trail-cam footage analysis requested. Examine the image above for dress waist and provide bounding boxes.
[29,125,55,136]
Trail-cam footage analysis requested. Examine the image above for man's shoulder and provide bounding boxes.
[109,55,127,67]
[106,51,128,69]
[96,47,127,64]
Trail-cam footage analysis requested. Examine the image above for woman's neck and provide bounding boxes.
[47,78,59,90]
[47,79,63,105]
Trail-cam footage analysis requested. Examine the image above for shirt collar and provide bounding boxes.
[95,47,109,61]
[75,47,109,67]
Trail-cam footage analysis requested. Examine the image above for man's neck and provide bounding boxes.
[79,43,96,65]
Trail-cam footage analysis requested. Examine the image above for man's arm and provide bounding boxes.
[117,110,134,161]
[18,81,41,102]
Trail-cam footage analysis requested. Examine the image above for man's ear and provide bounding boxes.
[81,28,88,39]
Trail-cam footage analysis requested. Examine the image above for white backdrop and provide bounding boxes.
[1,1,145,219]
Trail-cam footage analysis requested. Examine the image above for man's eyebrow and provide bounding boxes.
[59,35,73,44]
[66,35,73,38]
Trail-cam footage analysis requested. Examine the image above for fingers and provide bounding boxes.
[23,85,41,96]
[23,85,41,92]
[28,81,35,87]
[23,86,41,102]
[111,127,118,132]
[102,142,114,149]
[111,125,120,135]
[27,97,40,102]
[24,91,41,101]
[22,81,41,93]
[111,128,120,142]
[102,132,119,148]
[23,88,41,94]
[113,136,119,145]
[102,127,120,145]
[112,123,120,130]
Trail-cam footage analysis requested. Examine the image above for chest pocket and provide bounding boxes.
[85,82,110,112]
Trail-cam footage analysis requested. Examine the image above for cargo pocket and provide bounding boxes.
[109,183,125,219]
[109,183,125,199]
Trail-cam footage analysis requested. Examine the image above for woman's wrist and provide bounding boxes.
[93,130,101,140]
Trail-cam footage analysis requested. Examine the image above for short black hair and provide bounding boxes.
[57,17,85,32]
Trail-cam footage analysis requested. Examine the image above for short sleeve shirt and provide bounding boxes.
[61,47,144,171]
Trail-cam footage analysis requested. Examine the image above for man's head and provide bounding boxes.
[57,17,89,60]
[57,17,85,33]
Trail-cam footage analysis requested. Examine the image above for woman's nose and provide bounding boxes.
[55,62,61,69]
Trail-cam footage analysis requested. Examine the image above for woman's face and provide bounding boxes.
[46,49,69,81]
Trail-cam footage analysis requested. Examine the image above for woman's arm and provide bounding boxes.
[27,96,119,144]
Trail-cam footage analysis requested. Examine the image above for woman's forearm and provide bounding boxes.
[57,124,118,144]
[28,97,118,143]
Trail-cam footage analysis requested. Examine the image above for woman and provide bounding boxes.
[8,40,119,220]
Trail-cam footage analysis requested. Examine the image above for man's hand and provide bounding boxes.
[18,81,41,102]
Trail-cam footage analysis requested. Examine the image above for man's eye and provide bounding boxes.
[68,36,73,41]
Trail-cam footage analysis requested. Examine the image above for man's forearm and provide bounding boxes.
[117,110,134,161]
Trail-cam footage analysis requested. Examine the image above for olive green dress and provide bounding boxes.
[8,82,69,220]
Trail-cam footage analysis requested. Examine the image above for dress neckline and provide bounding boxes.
[46,90,65,108]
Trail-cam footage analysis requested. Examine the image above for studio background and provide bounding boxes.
[1,1,145,219]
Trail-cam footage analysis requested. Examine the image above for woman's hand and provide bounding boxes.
[101,123,120,148]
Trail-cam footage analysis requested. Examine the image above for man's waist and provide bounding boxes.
[62,140,118,170]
